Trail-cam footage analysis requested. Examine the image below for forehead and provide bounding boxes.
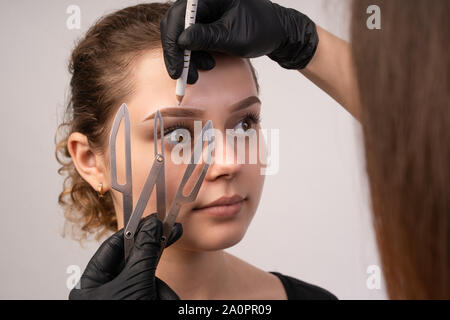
[128,49,258,119]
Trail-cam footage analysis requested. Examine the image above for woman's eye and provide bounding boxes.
[164,128,191,145]
[233,119,252,133]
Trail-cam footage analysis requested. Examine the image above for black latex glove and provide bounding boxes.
[160,0,319,84]
[69,214,183,300]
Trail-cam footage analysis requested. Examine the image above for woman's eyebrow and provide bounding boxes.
[142,107,204,122]
[141,95,261,122]
[230,95,261,112]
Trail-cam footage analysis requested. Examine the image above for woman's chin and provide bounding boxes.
[179,227,248,252]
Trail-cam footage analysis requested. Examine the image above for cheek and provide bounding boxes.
[243,133,266,202]
[121,135,197,215]
[243,163,265,216]
[164,161,188,205]
[137,147,191,221]
[131,141,157,212]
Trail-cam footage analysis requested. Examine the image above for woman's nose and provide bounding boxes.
[205,138,243,181]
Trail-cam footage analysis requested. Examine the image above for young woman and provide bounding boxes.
[56,2,336,300]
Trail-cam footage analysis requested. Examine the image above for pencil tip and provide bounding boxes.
[176,95,184,107]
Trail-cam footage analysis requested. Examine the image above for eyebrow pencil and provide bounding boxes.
[176,0,199,106]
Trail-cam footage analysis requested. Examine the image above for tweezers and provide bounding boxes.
[109,103,214,262]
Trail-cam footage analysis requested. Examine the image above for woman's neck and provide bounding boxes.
[155,246,234,299]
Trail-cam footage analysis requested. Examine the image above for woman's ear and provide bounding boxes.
[67,132,109,192]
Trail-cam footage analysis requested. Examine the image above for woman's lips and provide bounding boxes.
[193,195,245,217]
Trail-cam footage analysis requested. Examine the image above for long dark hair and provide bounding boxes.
[352,0,450,299]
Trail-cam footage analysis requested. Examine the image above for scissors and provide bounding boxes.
[109,103,214,262]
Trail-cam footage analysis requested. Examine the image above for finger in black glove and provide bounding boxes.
[160,0,318,83]
[69,213,182,300]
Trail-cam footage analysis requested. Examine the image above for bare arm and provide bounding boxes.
[300,26,361,121]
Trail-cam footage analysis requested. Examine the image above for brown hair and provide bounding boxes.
[55,2,260,244]
[351,0,450,298]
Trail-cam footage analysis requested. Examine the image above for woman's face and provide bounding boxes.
[106,49,265,252]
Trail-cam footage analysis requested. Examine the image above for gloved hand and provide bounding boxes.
[160,0,319,84]
[69,213,183,300]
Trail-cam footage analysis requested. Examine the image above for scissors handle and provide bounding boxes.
[123,155,164,262]
[154,111,166,223]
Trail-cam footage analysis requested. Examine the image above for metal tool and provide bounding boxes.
[109,103,214,262]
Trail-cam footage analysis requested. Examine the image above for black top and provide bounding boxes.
[270,271,338,300]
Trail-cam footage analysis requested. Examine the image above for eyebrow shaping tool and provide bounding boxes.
[109,103,214,262]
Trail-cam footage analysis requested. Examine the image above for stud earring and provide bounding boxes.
[97,183,105,199]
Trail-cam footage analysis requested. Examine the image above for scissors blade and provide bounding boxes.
[109,103,133,234]
[161,120,215,247]
[154,111,166,222]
